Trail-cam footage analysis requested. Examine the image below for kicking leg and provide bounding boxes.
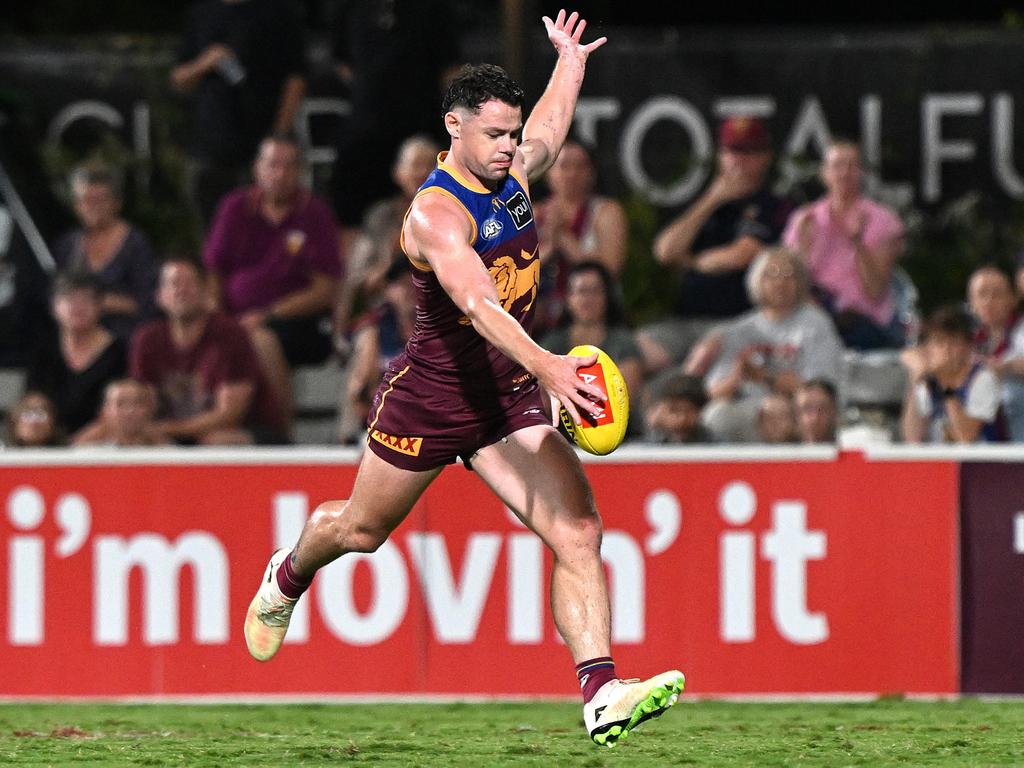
[244,449,440,661]
[292,449,440,573]
[471,425,684,747]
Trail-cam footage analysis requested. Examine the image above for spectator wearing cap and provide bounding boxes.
[783,139,907,350]
[640,116,794,374]
[643,372,713,444]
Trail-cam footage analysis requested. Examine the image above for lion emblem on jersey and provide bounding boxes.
[490,249,539,315]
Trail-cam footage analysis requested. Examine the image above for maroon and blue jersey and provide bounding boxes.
[366,152,547,471]
[400,151,540,394]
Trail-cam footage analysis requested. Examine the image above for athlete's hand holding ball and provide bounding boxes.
[559,345,629,456]
[537,344,629,456]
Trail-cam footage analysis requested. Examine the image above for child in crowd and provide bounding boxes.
[643,373,714,444]
[900,305,1005,443]
[73,378,170,447]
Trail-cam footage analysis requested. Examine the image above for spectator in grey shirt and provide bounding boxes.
[684,247,842,442]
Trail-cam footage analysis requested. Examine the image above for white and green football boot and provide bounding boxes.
[584,670,685,747]
[243,548,298,662]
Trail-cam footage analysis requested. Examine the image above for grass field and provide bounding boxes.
[3,699,1024,766]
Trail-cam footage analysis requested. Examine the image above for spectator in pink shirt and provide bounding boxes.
[783,139,906,350]
[204,133,342,416]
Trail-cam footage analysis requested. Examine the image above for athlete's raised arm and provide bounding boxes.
[406,192,604,425]
[518,10,607,182]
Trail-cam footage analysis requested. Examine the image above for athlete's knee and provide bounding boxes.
[550,508,603,555]
[306,501,389,554]
[344,523,391,553]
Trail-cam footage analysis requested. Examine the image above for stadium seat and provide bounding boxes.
[291,359,347,445]
[0,367,27,413]
[840,349,907,409]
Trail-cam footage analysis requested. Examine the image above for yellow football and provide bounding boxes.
[559,344,629,456]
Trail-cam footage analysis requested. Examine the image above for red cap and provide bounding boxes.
[719,116,771,152]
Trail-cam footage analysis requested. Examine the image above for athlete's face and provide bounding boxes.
[447,100,522,184]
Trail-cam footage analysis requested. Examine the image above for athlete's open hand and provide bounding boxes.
[542,9,607,62]
[537,350,605,427]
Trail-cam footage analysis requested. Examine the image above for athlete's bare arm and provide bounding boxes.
[405,193,604,425]
[518,10,607,183]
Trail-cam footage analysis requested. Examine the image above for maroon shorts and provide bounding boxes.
[365,357,549,471]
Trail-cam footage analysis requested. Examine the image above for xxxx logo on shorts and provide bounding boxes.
[370,429,423,456]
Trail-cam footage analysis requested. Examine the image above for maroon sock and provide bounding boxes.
[576,657,617,703]
[276,552,313,600]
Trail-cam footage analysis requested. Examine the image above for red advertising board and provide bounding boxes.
[0,450,958,697]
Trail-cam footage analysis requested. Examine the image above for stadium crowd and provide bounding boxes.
[5,1,1024,450]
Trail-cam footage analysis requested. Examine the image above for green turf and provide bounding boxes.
[2,699,1023,767]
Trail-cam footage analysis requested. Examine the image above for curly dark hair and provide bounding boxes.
[441,63,526,116]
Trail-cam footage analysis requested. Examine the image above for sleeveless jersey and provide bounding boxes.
[400,152,540,395]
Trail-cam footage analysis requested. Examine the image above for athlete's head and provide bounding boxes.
[442,64,527,185]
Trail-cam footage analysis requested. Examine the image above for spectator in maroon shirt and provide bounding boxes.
[203,133,342,418]
[128,256,289,445]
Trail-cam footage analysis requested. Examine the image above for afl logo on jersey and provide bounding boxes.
[481,218,504,240]
[505,190,533,230]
